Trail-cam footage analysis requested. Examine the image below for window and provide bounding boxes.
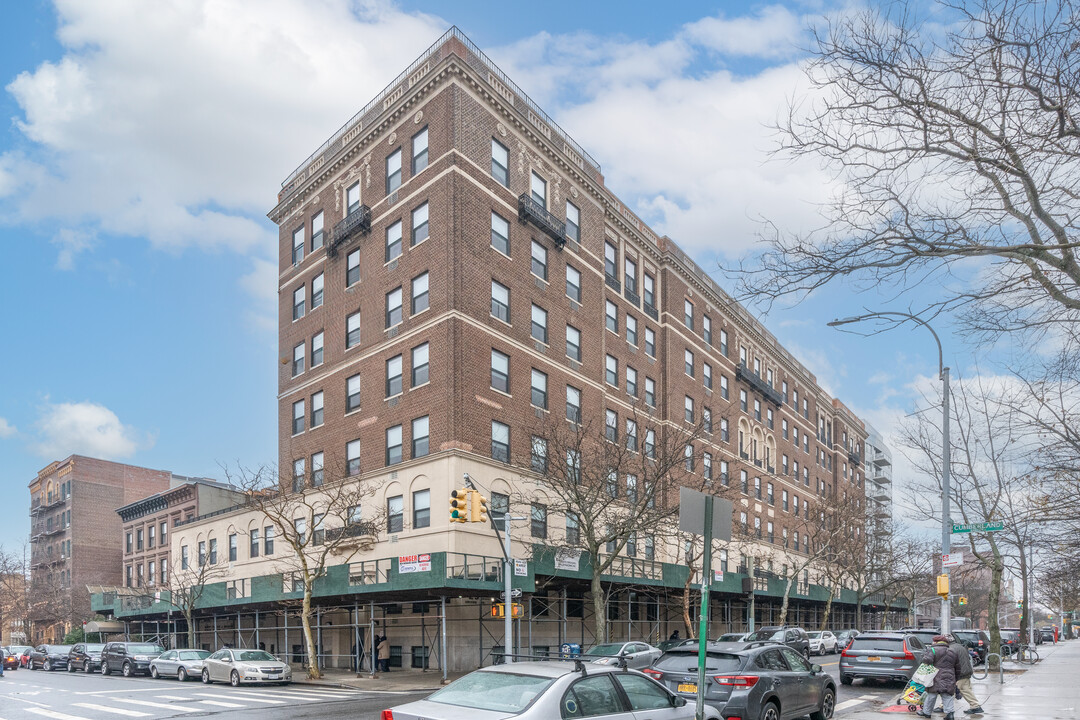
[782,418,789,439]
[209,538,218,564]
[605,354,618,386]
[685,444,695,471]
[347,248,361,286]
[386,355,403,397]
[311,273,324,309]
[412,342,429,386]
[491,138,509,185]
[137,529,144,551]
[767,407,774,429]
[346,310,361,348]
[228,534,237,562]
[531,171,547,207]
[346,373,362,412]
[718,328,729,356]
[347,439,361,476]
[644,428,656,458]
[180,546,189,570]
[741,470,749,493]
[531,304,548,343]
[685,395,695,423]
[767,521,775,543]
[685,349,695,377]
[385,220,403,263]
[311,451,324,486]
[703,314,713,344]
[645,377,656,407]
[386,425,403,465]
[292,399,305,435]
[566,385,582,423]
[782,489,789,511]
[531,369,548,409]
[644,327,655,357]
[411,202,429,246]
[531,240,547,281]
[311,211,324,251]
[413,489,430,529]
[249,528,260,558]
[264,526,275,554]
[531,436,548,473]
[782,380,789,403]
[387,495,403,533]
[311,391,324,428]
[605,409,618,442]
[491,349,510,393]
[491,492,509,520]
[293,458,306,492]
[566,324,581,362]
[292,342,305,377]
[767,482,775,505]
[292,286,305,320]
[566,201,580,242]
[291,226,305,264]
[740,389,748,412]
[626,314,638,346]
[491,212,510,255]
[386,148,402,193]
[311,331,324,367]
[644,536,655,560]
[411,271,429,314]
[626,366,638,397]
[491,280,510,322]
[412,126,428,173]
[148,525,156,548]
[684,299,694,329]
[643,272,655,308]
[755,477,762,499]
[531,504,547,539]
[755,398,762,421]
[704,407,712,433]
[386,287,403,328]
[605,300,618,332]
[624,257,637,295]
[625,419,638,452]
[491,420,510,462]
[566,512,580,545]
[411,416,429,458]
[566,264,581,302]
[604,241,618,280]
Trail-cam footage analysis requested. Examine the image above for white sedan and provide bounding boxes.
[201,648,292,686]
[808,630,839,655]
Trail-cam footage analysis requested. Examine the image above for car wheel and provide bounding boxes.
[810,688,835,720]
[85,662,94,674]
[43,660,51,671]
[760,701,780,720]
[101,661,110,675]
[202,668,211,684]
[67,662,75,672]
[150,666,159,679]
[840,674,853,685]
[230,670,241,687]
[178,667,188,682]
[122,662,133,677]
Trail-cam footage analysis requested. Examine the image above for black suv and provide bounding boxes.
[743,626,811,658]
[68,643,106,673]
[952,630,990,664]
[101,642,165,677]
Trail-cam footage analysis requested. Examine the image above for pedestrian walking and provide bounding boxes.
[669,630,680,641]
[947,636,983,715]
[377,634,390,673]
[918,635,963,719]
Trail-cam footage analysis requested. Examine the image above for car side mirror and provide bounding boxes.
[811,664,822,673]
[672,696,687,708]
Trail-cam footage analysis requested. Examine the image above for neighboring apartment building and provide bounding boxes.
[118,477,247,593]
[864,423,894,531]
[93,28,885,671]
[0,571,27,645]
[29,455,172,643]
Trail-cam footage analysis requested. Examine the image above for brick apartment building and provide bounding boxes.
[92,28,894,671]
[28,455,172,643]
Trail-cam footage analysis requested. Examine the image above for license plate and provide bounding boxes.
[867,656,881,662]
[267,674,280,679]
[677,683,697,693]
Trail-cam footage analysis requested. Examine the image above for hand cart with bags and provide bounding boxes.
[897,662,939,712]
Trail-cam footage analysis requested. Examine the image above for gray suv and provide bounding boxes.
[101,642,165,677]
[839,632,926,685]
[744,626,811,659]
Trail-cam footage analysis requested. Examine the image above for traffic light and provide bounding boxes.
[491,603,524,618]
[936,574,950,598]
[470,492,489,524]
[1017,600,1024,609]
[450,488,470,523]
[958,596,968,606]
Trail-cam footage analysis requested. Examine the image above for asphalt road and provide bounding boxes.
[816,648,909,716]
[0,665,428,720]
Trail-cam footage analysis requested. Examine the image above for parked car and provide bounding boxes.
[201,648,291,686]
[999,629,1022,656]
[1039,626,1056,643]
[150,649,212,681]
[657,638,697,652]
[743,626,811,659]
[2,647,20,670]
[644,640,836,720]
[13,646,34,668]
[28,644,73,671]
[807,631,839,656]
[67,643,105,673]
[839,632,927,685]
[834,629,860,650]
[101,641,165,677]
[716,632,750,643]
[584,641,663,669]
[952,630,990,664]
[384,660,720,720]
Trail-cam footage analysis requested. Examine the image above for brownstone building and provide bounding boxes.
[28,455,172,642]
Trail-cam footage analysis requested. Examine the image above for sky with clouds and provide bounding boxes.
[0,0,1011,549]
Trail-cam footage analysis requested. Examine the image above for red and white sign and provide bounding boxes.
[399,553,431,574]
[942,552,964,568]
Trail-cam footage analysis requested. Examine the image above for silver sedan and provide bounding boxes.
[385,661,720,720]
[201,648,292,686]
[150,649,211,681]
[584,641,662,669]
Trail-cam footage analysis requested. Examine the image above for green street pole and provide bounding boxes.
[695,497,714,720]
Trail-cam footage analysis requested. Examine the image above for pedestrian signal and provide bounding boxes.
[450,488,470,523]
[491,602,524,618]
[936,574,949,597]
[471,492,489,523]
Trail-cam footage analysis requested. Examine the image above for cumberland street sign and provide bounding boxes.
[952,521,1005,533]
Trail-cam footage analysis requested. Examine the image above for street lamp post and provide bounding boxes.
[828,311,951,634]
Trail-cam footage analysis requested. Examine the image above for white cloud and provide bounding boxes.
[682,5,804,59]
[32,401,151,460]
[0,417,16,438]
[239,256,279,333]
[52,227,95,270]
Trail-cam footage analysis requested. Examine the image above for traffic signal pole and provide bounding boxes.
[504,513,513,664]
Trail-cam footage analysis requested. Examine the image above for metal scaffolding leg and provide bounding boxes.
[440,597,447,684]
[369,601,376,678]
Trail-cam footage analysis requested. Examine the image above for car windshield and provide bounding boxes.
[807,632,822,639]
[428,671,554,713]
[717,634,743,642]
[85,644,105,652]
[128,644,164,654]
[180,650,212,660]
[585,644,625,656]
[746,629,784,642]
[656,652,743,672]
[237,651,277,662]
[849,638,903,652]
[48,646,73,652]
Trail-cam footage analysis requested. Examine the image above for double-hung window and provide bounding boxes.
[531,304,548,344]
[413,488,430,528]
[386,220,403,263]
[643,272,655,308]
[411,343,429,386]
[292,342,305,377]
[531,240,547,281]
[626,314,638,346]
[411,272,429,314]
[566,325,581,362]
[412,202,429,245]
[684,299,694,329]
[626,366,638,397]
[412,126,428,173]
[605,300,618,332]
[531,369,548,409]
[347,310,361,348]
[386,425,403,465]
[311,391,324,428]
[346,182,361,215]
[530,172,547,207]
[311,211,324,251]
[704,362,713,390]
[685,349,695,377]
[491,280,510,322]
[605,354,618,386]
[685,396,695,423]
[346,249,361,286]
[703,315,712,344]
[386,355,403,397]
[292,400,305,435]
[387,496,403,533]
[386,287,403,328]
[645,377,656,407]
[346,374,362,413]
[491,139,509,186]
[566,264,581,302]
[605,410,618,442]
[412,416,429,458]
[292,286,305,320]
[566,201,580,241]
[491,350,510,393]
[311,273,324,309]
[491,421,510,462]
[566,385,581,423]
[292,226,304,264]
[347,439,361,476]
[720,329,729,356]
[604,241,617,281]
[311,451,324,486]
[311,331,323,367]
[386,148,402,193]
[491,212,510,255]
[624,257,637,295]
[720,374,729,400]
[644,327,655,357]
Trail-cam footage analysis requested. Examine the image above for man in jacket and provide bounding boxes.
[946,636,983,714]
[918,635,963,719]
[376,635,390,673]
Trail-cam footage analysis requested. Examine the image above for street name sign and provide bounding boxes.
[951,521,1004,533]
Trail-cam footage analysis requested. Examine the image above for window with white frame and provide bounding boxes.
[491,420,510,462]
[386,287,403,328]
[491,349,509,393]
[311,331,324,367]
[386,355,403,397]
[311,273,324,309]
[624,257,637,295]
[566,201,580,241]
[491,280,510,322]
[311,391,324,428]
[412,342,429,386]
[292,342,305,377]
[347,439,361,476]
[685,348,695,377]
[704,362,712,390]
[605,300,618,332]
[386,220,403,263]
[412,126,428,173]
[346,182,361,215]
[411,271,429,314]
[566,385,581,423]
[491,138,509,185]
[566,324,581,362]
[531,368,548,409]
[412,416,429,458]
[626,366,638,397]
[685,395,695,423]
[645,376,655,407]
[311,451,324,486]
[346,310,361,348]
[386,148,402,193]
[292,286,305,320]
[605,354,618,386]
[531,304,548,344]
[347,248,361,287]
[566,264,581,302]
[292,226,304,264]
[530,172,547,207]
[605,409,618,442]
[531,240,547,281]
[604,241,617,280]
[643,272,655,308]
[491,212,510,255]
[626,314,638,345]
[644,327,655,357]
[412,202,429,245]
[292,399,305,435]
[386,424,403,465]
[346,374,362,413]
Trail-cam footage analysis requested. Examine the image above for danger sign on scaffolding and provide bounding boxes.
[398,553,431,573]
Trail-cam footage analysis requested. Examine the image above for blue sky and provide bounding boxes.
[0,0,986,549]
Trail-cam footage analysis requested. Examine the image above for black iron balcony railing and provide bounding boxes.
[643,302,658,321]
[605,274,621,292]
[518,194,566,248]
[848,450,861,465]
[327,205,372,258]
[736,362,784,407]
[624,287,640,306]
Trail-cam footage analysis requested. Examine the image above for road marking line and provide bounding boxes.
[108,698,203,712]
[198,699,246,707]
[77,688,173,695]
[193,692,285,704]
[859,694,878,699]
[73,703,151,717]
[269,688,360,698]
[835,698,865,710]
[155,695,196,700]
[238,691,320,701]
[25,709,90,720]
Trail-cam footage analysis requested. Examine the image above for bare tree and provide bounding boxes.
[738,0,1080,345]
[225,463,380,679]
[155,548,229,649]
[0,543,31,644]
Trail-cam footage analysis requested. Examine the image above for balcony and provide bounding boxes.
[736,362,784,407]
[327,205,372,257]
[848,450,861,465]
[605,274,621,292]
[624,287,640,306]
[873,451,892,467]
[643,302,658,321]
[518,194,566,248]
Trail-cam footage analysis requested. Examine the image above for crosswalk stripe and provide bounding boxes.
[193,692,285,704]
[154,696,195,701]
[109,698,203,712]
[264,688,358,698]
[26,709,90,720]
[198,700,246,708]
[227,690,319,702]
[73,703,151,717]
[834,698,864,710]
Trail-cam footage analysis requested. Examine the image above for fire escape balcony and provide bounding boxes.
[327,205,372,258]
[518,194,566,248]
[736,362,784,407]
[848,450,861,465]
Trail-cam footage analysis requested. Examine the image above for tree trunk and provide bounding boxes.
[590,569,607,645]
[682,571,695,638]
[819,582,839,630]
[301,587,320,679]
[1018,549,1029,643]
[777,577,794,626]
[183,607,195,649]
